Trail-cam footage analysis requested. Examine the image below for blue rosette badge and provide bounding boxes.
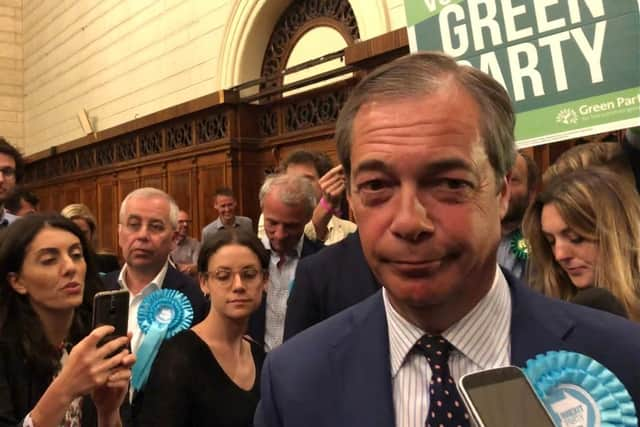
[131,289,193,391]
[524,351,637,427]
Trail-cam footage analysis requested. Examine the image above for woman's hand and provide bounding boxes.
[54,326,132,400]
[92,340,136,426]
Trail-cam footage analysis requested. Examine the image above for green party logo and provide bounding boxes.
[556,108,579,126]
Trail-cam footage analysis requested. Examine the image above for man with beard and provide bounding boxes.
[0,137,24,228]
[497,152,538,281]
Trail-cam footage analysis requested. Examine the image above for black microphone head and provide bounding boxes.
[571,287,628,318]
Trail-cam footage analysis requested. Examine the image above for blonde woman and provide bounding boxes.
[523,168,640,321]
[61,204,120,274]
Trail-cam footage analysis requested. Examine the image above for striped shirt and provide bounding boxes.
[384,266,512,427]
[262,235,304,351]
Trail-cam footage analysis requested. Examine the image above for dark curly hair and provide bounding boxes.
[0,214,101,377]
[0,137,25,184]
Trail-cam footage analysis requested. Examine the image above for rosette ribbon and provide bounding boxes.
[131,289,193,392]
[510,229,529,260]
[524,351,637,427]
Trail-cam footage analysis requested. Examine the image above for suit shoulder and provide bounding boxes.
[270,293,380,364]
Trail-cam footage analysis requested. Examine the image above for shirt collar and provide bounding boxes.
[261,234,304,259]
[0,208,17,226]
[214,216,239,230]
[117,261,170,296]
[385,266,511,377]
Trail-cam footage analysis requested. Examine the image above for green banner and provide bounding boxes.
[405,0,640,146]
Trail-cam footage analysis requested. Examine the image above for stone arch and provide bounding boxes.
[217,0,391,91]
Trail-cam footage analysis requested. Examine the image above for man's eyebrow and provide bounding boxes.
[352,158,475,177]
[352,159,393,177]
[420,158,475,176]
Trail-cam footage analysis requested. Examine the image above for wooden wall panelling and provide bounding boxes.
[196,152,229,239]
[80,179,98,218]
[138,163,167,191]
[32,186,54,214]
[97,175,119,254]
[62,185,81,212]
[117,169,139,204]
[167,158,198,238]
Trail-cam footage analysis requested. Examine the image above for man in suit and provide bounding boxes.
[248,174,323,350]
[0,137,24,228]
[103,187,208,354]
[255,52,640,427]
[497,152,538,281]
[201,187,253,243]
[283,231,379,340]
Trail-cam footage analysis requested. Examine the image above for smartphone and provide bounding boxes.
[92,290,129,348]
[458,366,557,427]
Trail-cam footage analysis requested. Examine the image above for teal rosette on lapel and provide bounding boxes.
[131,289,194,392]
[524,351,637,427]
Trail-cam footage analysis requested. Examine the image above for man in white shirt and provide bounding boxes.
[255,53,640,427]
[248,174,323,350]
[102,188,207,353]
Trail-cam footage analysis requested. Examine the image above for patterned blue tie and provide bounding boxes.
[416,334,470,427]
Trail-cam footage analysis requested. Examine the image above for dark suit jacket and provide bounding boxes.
[255,271,640,427]
[248,237,324,346]
[102,264,208,325]
[283,231,379,340]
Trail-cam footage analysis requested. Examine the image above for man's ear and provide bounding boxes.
[498,176,510,220]
[8,273,28,295]
[346,192,357,223]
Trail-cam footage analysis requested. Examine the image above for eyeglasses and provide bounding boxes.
[204,267,264,287]
[0,167,16,178]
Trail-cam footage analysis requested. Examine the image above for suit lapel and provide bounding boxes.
[329,293,395,426]
[507,272,575,366]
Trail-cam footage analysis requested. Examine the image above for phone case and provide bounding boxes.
[92,290,129,347]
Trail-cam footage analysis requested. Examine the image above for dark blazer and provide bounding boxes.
[0,341,97,427]
[247,237,324,346]
[102,264,208,325]
[255,271,640,427]
[283,231,379,340]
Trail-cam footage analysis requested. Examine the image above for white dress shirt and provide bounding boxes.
[117,262,169,353]
[262,235,304,351]
[384,266,512,427]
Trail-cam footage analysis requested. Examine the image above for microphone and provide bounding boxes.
[571,287,628,318]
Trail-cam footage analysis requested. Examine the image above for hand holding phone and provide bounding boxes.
[458,366,557,427]
[92,290,129,348]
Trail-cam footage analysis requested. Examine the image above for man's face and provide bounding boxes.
[118,196,175,273]
[15,198,36,216]
[176,210,190,238]
[286,163,321,196]
[503,154,530,224]
[262,189,310,255]
[347,83,509,329]
[0,153,17,205]
[214,195,237,223]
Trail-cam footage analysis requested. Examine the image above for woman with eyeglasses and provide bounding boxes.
[134,228,269,427]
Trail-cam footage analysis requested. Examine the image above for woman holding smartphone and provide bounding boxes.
[0,214,135,427]
[134,228,268,427]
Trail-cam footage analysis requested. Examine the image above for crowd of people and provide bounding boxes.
[0,50,639,427]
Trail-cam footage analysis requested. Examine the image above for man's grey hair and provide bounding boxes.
[335,51,516,188]
[259,174,317,218]
[119,187,179,229]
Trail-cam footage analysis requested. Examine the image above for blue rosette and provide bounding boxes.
[131,289,194,391]
[524,351,637,427]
